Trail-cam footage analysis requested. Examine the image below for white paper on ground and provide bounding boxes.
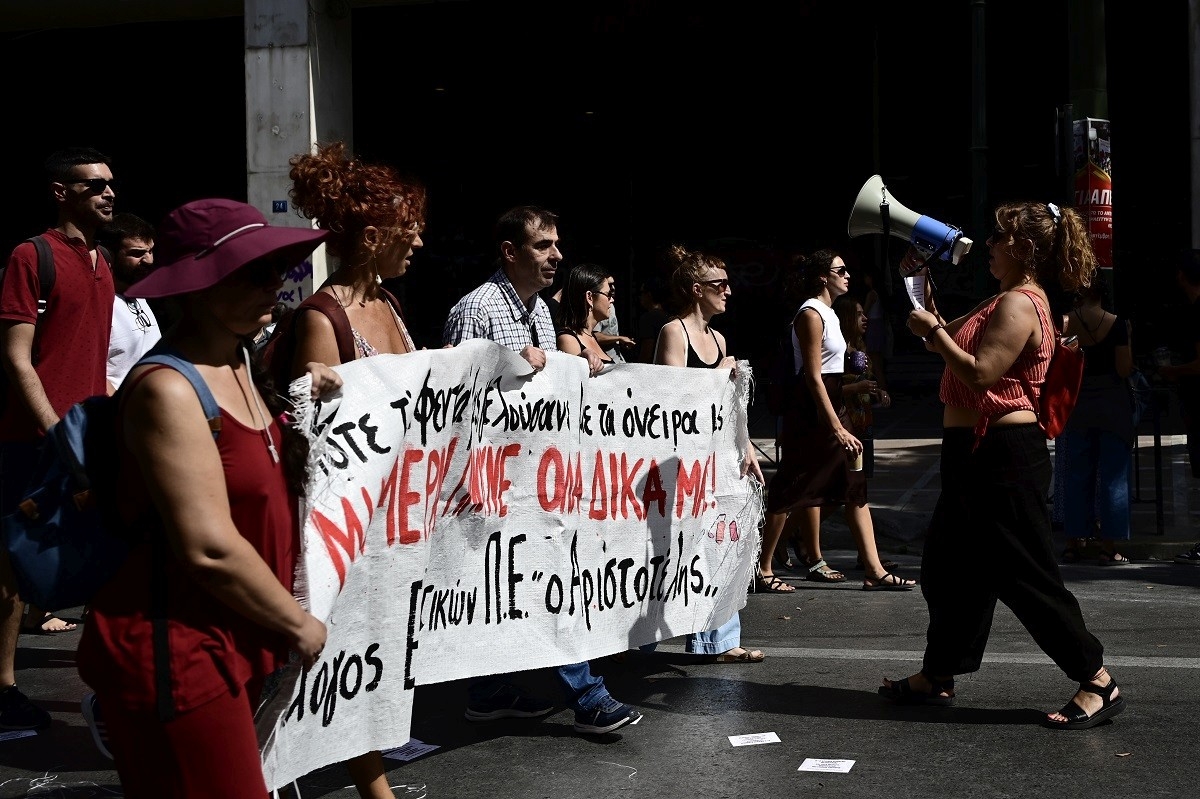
[728,732,781,747]
[798,758,855,773]
[381,739,440,762]
[904,275,926,310]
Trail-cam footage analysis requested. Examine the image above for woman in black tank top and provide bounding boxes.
[653,250,732,371]
[555,263,617,365]
[650,244,766,664]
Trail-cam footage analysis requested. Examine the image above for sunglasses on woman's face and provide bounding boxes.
[238,259,288,288]
[697,279,730,291]
[829,266,849,277]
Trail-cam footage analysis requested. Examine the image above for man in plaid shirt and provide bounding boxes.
[442,206,639,734]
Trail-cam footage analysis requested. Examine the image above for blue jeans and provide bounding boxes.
[468,661,611,714]
[1060,428,1131,541]
[639,612,742,655]
[685,612,741,655]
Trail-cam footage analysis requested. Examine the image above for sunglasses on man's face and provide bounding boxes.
[63,177,117,195]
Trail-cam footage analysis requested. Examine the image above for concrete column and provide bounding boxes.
[244,0,354,304]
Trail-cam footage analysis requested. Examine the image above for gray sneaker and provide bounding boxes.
[81,692,114,759]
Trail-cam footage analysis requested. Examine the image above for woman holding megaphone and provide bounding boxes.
[880,201,1124,731]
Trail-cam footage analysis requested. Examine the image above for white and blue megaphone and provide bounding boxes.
[847,175,972,272]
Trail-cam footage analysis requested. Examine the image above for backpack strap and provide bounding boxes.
[26,236,110,317]
[379,285,409,327]
[28,236,55,317]
[120,348,222,724]
[96,244,113,273]
[23,235,56,368]
[300,292,356,365]
[134,352,223,438]
[1014,288,1054,409]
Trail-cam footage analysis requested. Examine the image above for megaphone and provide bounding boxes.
[847,175,973,268]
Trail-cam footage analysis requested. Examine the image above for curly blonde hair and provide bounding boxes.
[288,141,426,264]
[663,244,726,313]
[993,201,1095,293]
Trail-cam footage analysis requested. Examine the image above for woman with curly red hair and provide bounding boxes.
[277,141,427,798]
[282,141,425,377]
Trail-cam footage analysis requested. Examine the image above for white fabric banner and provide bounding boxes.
[256,339,764,789]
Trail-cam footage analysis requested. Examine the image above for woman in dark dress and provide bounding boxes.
[756,250,914,593]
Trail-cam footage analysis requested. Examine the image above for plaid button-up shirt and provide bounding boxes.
[442,268,557,353]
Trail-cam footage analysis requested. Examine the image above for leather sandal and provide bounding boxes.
[862,571,916,591]
[804,558,845,583]
[752,574,796,593]
[1043,675,1125,730]
[878,671,955,706]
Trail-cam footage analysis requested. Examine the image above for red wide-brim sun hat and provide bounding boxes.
[126,198,329,299]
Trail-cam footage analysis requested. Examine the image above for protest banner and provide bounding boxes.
[255,339,764,788]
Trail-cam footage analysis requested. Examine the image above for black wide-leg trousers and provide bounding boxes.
[920,424,1104,682]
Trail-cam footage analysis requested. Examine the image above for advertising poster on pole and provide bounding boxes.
[1072,118,1113,268]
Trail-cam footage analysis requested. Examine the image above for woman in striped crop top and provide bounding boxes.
[880,201,1124,731]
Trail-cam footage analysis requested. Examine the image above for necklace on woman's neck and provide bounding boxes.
[1075,305,1104,335]
[334,286,367,308]
[230,345,280,464]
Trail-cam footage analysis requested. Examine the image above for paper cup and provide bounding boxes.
[849,450,863,471]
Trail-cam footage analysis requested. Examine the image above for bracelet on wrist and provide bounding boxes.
[924,323,945,342]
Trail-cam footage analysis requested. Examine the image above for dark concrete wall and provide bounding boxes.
[0,0,1187,368]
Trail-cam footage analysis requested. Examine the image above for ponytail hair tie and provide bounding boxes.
[1046,202,1062,225]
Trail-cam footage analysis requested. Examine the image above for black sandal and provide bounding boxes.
[752,574,796,593]
[1043,675,1125,730]
[878,671,955,706]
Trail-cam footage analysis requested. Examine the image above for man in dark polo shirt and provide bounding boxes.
[0,147,116,728]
